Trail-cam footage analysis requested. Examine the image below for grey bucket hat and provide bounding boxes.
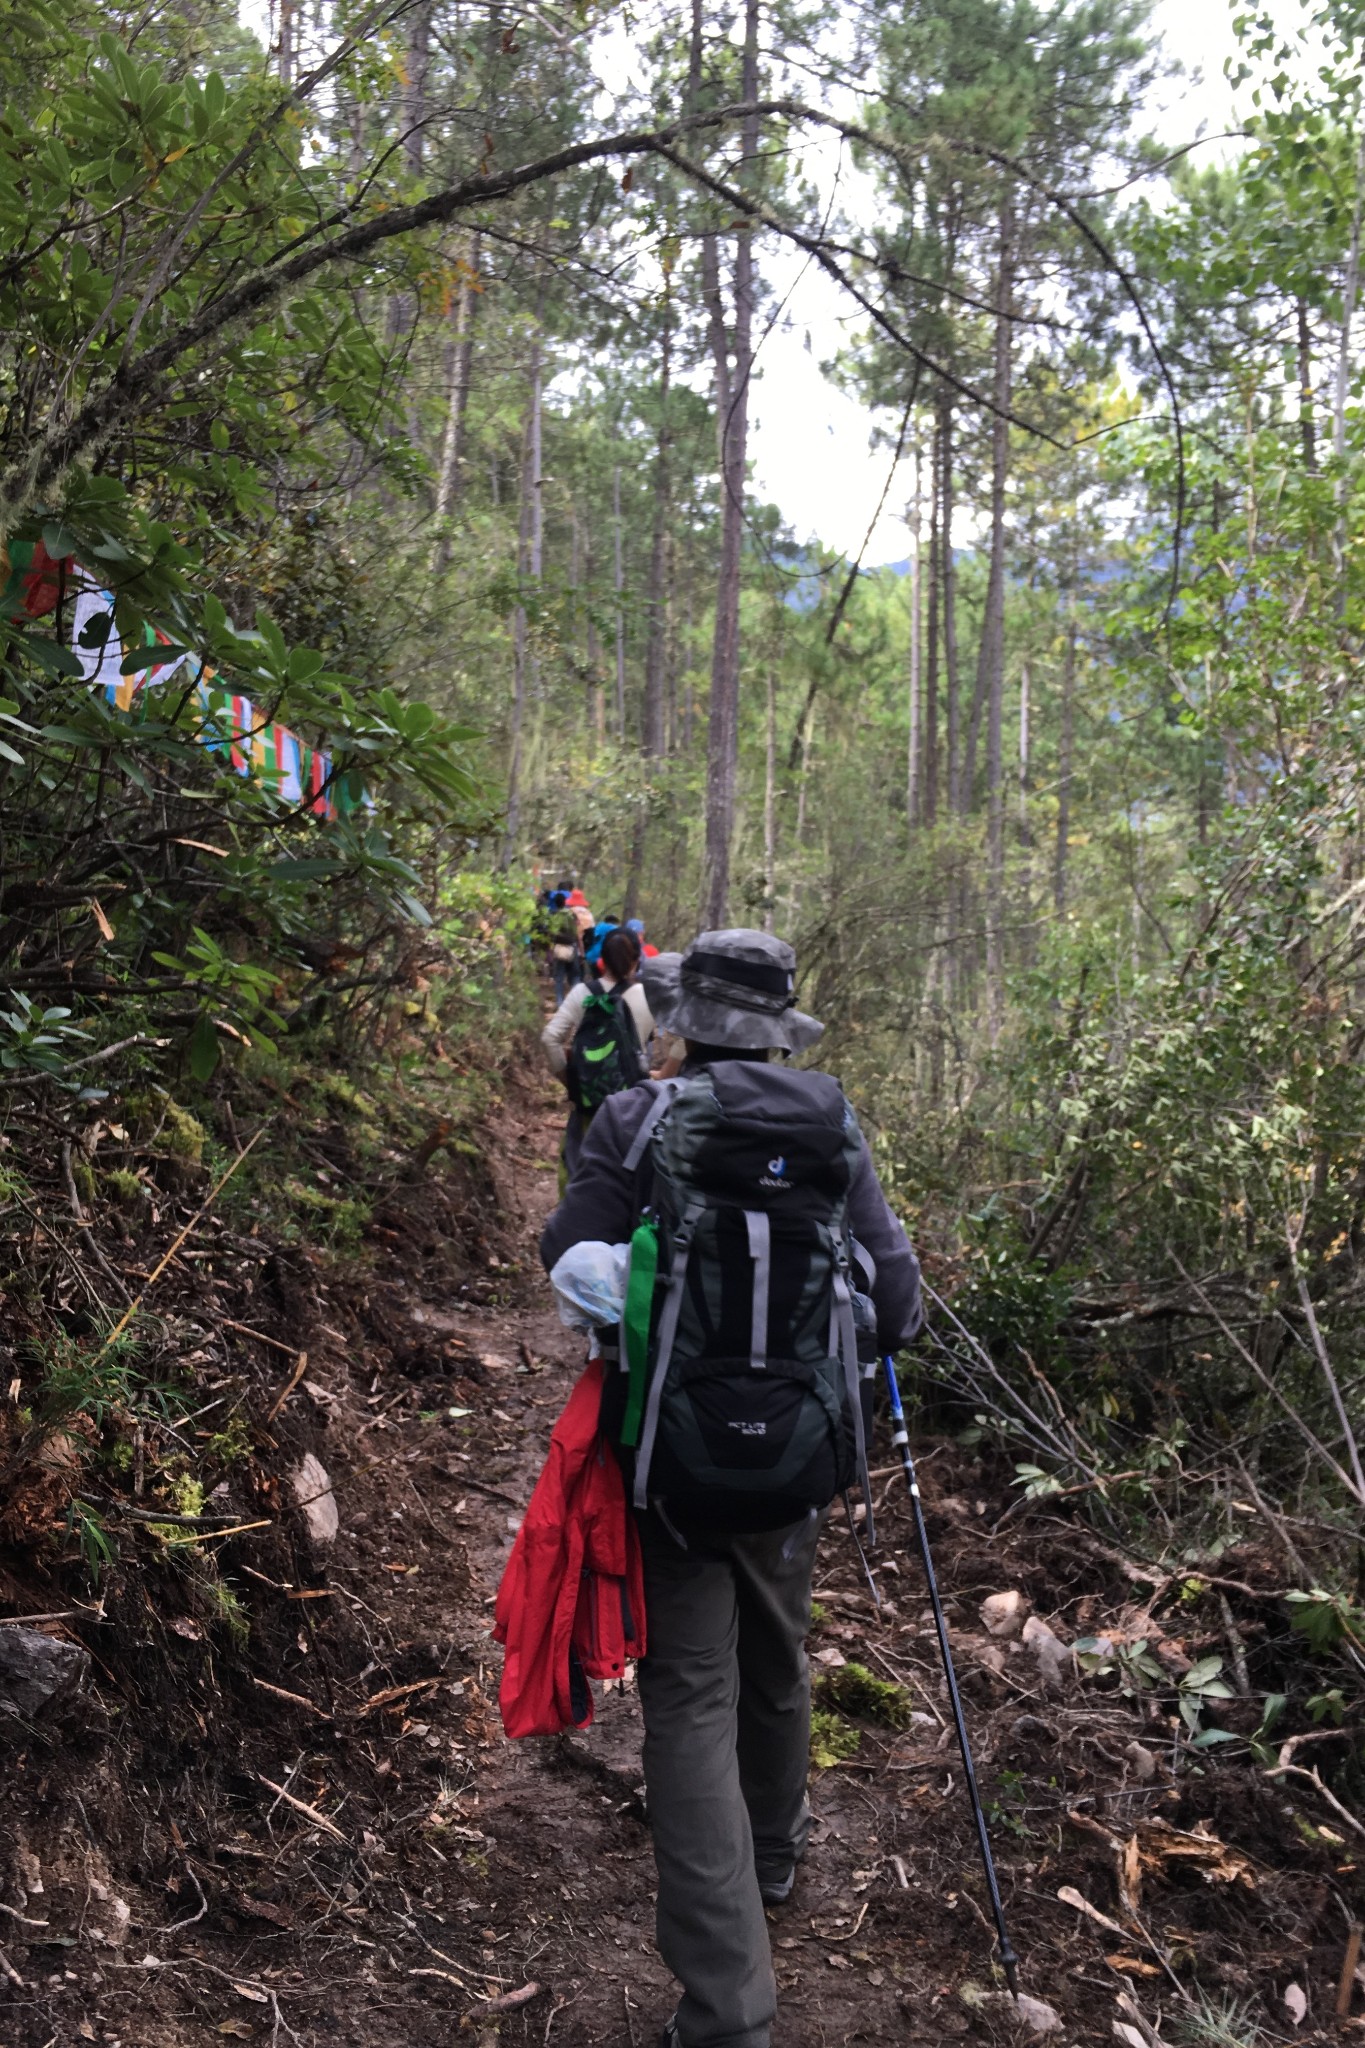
[640,928,824,1054]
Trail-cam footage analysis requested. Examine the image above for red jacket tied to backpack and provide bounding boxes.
[493,1358,646,1738]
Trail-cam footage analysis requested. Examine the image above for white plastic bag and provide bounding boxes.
[550,1240,631,1336]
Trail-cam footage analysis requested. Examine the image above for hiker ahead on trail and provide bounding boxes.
[540,928,923,2048]
[583,913,620,973]
[543,888,583,1004]
[542,925,651,1183]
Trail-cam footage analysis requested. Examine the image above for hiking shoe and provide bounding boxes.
[757,1863,796,1906]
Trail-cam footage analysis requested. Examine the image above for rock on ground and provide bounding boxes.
[0,1624,90,1719]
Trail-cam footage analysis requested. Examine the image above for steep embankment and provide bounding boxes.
[0,1067,1356,2047]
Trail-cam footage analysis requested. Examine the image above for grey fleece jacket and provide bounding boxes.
[540,1074,924,1352]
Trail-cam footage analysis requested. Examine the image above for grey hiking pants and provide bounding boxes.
[637,1509,819,2048]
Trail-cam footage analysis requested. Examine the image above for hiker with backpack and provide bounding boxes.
[545,891,583,1004]
[539,929,923,2048]
[542,925,652,1184]
[583,913,621,973]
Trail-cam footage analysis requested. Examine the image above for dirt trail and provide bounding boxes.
[1,1071,1353,2048]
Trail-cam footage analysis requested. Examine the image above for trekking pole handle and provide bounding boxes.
[882,1355,1021,1999]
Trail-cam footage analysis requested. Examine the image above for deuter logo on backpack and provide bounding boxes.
[759,1154,792,1189]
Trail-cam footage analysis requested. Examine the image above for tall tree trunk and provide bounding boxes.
[626,305,676,920]
[401,0,432,173]
[906,440,922,830]
[529,338,544,709]
[587,601,605,755]
[790,701,814,928]
[1333,130,1365,592]
[699,0,760,928]
[347,93,366,177]
[643,303,673,760]
[278,0,295,85]
[502,340,541,865]
[682,585,695,755]
[983,194,1014,1042]
[1017,654,1033,969]
[924,420,940,826]
[1297,297,1318,474]
[1018,656,1030,836]
[1054,618,1075,915]
[612,462,627,742]
[763,663,776,932]
[530,355,544,584]
[942,394,961,815]
[430,235,482,573]
[665,561,678,755]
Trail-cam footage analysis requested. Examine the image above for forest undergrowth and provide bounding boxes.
[1,945,1364,2048]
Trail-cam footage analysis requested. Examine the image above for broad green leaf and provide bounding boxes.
[188,1011,220,1082]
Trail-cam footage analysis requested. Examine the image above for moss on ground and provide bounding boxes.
[814,1660,915,1730]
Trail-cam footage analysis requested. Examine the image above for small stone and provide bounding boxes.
[99,1896,132,1947]
[291,1453,338,1546]
[981,1591,1029,1639]
[1008,1713,1058,1747]
[1021,1616,1072,1692]
[1014,1993,1063,2034]
[1124,1739,1158,1783]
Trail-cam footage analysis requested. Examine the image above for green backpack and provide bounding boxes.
[565,977,645,1113]
[614,1063,877,1533]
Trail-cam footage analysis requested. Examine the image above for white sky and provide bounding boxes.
[242,0,1298,562]
[745,0,1255,563]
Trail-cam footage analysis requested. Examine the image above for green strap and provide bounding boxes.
[621,1218,659,1448]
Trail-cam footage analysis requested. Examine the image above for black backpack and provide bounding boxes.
[565,978,645,1113]
[613,1064,878,1533]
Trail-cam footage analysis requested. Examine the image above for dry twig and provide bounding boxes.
[255,1772,349,1844]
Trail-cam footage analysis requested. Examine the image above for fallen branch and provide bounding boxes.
[219,1316,300,1357]
[96,1126,267,1358]
[0,1032,168,1089]
[251,1676,331,1718]
[83,1497,273,1530]
[1171,1252,1365,1509]
[255,1773,348,1844]
[476,1982,541,2013]
[0,1902,48,1928]
[265,1350,310,1425]
[1266,1761,1365,1841]
[1294,1266,1365,1503]
[1339,1926,1363,2022]
[356,1677,442,1716]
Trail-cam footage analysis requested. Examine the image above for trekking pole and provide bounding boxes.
[883,1353,1021,1999]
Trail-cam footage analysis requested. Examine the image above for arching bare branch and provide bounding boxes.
[1,92,1185,550]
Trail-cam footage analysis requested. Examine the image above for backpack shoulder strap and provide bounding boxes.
[632,1197,705,1510]
[830,1231,875,1544]
[623,1077,683,1172]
